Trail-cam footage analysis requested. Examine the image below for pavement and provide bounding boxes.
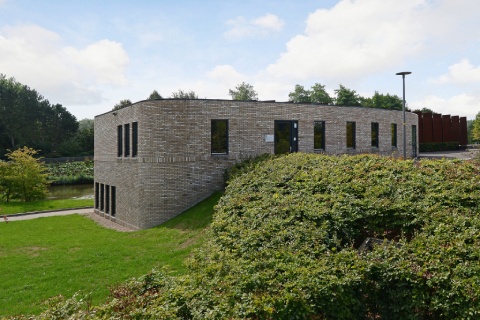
[1,207,93,222]
[418,149,479,160]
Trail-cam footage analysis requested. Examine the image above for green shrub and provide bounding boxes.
[24,154,480,319]
[46,161,94,185]
[420,141,460,152]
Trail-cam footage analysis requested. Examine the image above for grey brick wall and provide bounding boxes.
[94,99,419,229]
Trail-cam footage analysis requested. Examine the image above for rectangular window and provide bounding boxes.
[391,123,397,147]
[211,119,228,154]
[371,122,379,148]
[111,186,116,217]
[124,123,130,157]
[95,182,99,209]
[132,122,138,157]
[346,122,356,149]
[117,125,123,157]
[105,185,110,214]
[314,121,325,150]
[100,184,105,211]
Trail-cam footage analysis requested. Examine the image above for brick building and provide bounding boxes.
[94,99,419,230]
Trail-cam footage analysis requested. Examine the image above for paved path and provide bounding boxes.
[419,149,479,160]
[1,208,94,222]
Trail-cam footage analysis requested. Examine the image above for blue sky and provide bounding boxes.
[0,0,479,120]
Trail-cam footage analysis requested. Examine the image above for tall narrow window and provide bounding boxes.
[117,125,123,157]
[124,123,130,157]
[132,122,138,157]
[211,119,228,154]
[391,123,397,147]
[371,122,379,148]
[111,186,116,217]
[105,185,110,214]
[95,182,99,209]
[100,184,105,211]
[346,122,356,149]
[314,121,325,150]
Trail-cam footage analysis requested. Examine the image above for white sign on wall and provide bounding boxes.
[265,134,274,142]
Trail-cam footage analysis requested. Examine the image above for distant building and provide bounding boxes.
[94,99,419,229]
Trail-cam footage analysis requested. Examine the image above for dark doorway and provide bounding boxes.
[274,120,298,155]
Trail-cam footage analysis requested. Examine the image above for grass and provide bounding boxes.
[0,198,94,215]
[0,192,221,317]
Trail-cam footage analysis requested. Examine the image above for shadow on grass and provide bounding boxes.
[156,192,222,231]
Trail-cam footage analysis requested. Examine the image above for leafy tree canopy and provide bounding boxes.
[112,99,132,111]
[228,82,258,101]
[471,111,480,142]
[413,107,436,113]
[361,91,402,110]
[171,89,198,99]
[148,90,163,100]
[334,84,362,106]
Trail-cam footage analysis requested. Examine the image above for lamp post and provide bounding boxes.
[396,71,411,159]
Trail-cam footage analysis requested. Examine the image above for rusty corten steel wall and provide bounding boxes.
[432,113,443,142]
[442,115,452,142]
[451,116,460,142]
[422,113,434,143]
[460,117,468,145]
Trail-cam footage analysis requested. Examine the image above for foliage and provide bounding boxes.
[0,198,93,215]
[0,75,78,158]
[46,160,94,185]
[288,83,333,104]
[334,84,362,106]
[148,90,163,100]
[229,82,258,101]
[28,154,480,319]
[361,91,402,110]
[0,193,221,317]
[171,89,199,99]
[0,147,48,202]
[471,111,480,142]
[420,141,460,152]
[112,99,132,111]
[412,107,436,114]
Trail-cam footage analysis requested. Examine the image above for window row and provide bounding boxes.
[210,120,400,155]
[117,122,138,157]
[95,183,116,216]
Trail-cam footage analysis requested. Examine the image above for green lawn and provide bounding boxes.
[0,192,220,317]
[0,198,94,215]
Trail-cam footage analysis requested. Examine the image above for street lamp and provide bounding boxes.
[396,71,412,159]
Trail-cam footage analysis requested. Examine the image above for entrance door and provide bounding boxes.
[412,125,417,158]
[274,120,298,154]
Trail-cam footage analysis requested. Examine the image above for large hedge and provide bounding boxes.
[23,154,480,319]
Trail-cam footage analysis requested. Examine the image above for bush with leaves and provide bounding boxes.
[22,154,480,319]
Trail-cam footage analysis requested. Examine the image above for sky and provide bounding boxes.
[0,0,479,120]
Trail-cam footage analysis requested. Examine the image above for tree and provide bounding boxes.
[0,147,48,202]
[288,85,311,103]
[171,89,198,99]
[334,84,361,106]
[148,90,163,100]
[361,92,402,110]
[310,83,333,104]
[112,99,132,111]
[412,107,435,114]
[471,112,480,142]
[229,82,258,101]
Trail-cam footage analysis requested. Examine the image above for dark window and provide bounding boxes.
[124,123,130,157]
[111,186,116,217]
[105,185,110,214]
[391,123,397,147]
[346,122,356,149]
[117,125,123,157]
[314,121,325,150]
[100,184,105,211]
[371,122,379,148]
[95,182,99,209]
[211,119,228,154]
[132,122,138,157]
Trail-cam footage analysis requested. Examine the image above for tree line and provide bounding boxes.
[113,82,404,111]
[0,75,93,159]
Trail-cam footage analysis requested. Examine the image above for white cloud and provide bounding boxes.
[0,24,129,106]
[266,0,427,81]
[435,59,480,85]
[412,93,480,120]
[225,13,284,39]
